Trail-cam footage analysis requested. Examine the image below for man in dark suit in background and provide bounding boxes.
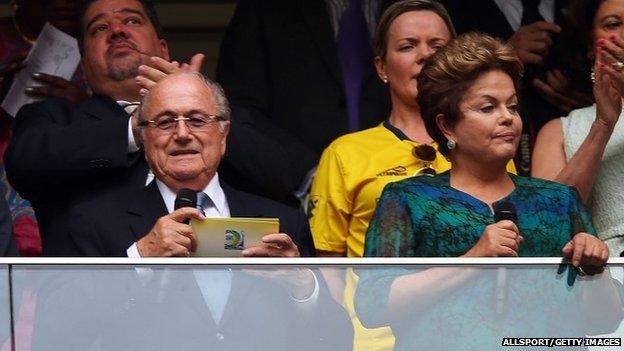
[440,0,593,174]
[217,0,391,158]
[4,0,166,254]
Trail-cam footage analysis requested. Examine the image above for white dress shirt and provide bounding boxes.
[493,0,555,32]
[116,100,141,153]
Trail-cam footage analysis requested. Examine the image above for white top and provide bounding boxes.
[561,105,624,255]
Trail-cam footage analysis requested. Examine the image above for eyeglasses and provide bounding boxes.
[412,144,437,177]
[139,113,227,132]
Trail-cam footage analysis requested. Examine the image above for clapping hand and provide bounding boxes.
[135,53,205,94]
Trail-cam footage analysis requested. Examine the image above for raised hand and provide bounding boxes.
[136,53,205,93]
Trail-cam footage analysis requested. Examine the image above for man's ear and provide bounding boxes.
[160,39,170,61]
[435,113,455,141]
[220,122,230,157]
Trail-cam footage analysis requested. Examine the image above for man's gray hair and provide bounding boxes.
[139,70,231,133]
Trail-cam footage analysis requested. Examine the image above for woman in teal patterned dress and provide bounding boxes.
[355,33,622,350]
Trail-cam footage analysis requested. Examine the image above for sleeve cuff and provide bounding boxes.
[292,269,320,303]
[127,242,141,257]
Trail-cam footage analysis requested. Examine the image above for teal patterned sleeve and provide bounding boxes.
[357,182,419,327]
[364,182,417,257]
[568,187,597,237]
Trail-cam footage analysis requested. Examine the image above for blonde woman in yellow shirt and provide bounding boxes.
[309,1,454,350]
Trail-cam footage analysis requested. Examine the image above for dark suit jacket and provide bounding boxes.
[30,263,353,351]
[216,0,391,155]
[64,180,315,257]
[222,105,317,206]
[32,183,352,351]
[4,96,149,255]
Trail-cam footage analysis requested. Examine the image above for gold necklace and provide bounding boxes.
[12,15,36,45]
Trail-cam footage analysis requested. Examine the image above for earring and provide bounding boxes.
[381,76,388,83]
[447,139,456,150]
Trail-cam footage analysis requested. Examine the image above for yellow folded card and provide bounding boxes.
[190,217,280,257]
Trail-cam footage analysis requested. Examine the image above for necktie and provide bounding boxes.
[196,192,211,216]
[521,0,544,25]
[336,0,372,132]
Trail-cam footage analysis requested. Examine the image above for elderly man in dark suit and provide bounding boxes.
[65,70,314,259]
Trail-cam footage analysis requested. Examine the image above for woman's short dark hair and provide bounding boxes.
[374,0,456,60]
[417,32,524,157]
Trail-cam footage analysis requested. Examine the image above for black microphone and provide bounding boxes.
[174,188,197,224]
[494,201,517,223]
[493,201,517,315]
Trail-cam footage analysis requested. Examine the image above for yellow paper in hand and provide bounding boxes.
[191,217,280,257]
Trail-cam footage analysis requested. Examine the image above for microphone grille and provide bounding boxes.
[493,201,517,223]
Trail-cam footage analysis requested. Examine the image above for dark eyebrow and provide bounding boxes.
[478,93,517,102]
[85,8,147,33]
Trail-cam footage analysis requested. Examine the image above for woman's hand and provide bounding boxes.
[594,37,624,129]
[464,220,523,257]
[562,233,609,275]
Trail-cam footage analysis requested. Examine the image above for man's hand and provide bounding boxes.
[26,72,89,104]
[508,21,561,65]
[562,233,609,275]
[242,233,300,257]
[136,207,205,257]
[464,220,523,257]
[136,53,205,93]
[532,70,594,113]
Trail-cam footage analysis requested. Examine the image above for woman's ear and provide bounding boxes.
[435,113,455,141]
[374,56,388,83]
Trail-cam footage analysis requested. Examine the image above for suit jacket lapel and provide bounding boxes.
[298,0,343,85]
[126,181,168,241]
[80,95,128,121]
[221,181,263,218]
